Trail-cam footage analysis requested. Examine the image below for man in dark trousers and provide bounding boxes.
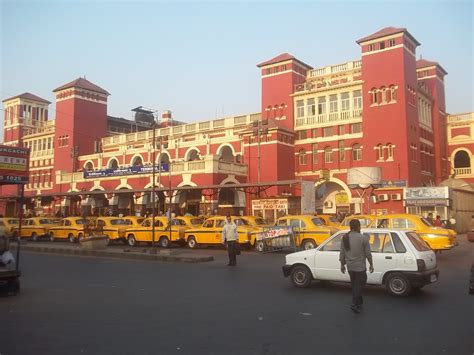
[221,213,239,266]
[339,219,374,313]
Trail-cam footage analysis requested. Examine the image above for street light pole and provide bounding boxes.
[151,122,156,248]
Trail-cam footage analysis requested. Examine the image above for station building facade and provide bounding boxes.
[1,26,469,221]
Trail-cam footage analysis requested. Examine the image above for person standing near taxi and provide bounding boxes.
[222,213,239,266]
[339,219,374,313]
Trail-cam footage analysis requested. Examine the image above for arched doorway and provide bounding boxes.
[110,188,134,216]
[175,187,202,216]
[454,150,471,175]
[142,190,166,216]
[219,145,234,162]
[218,183,245,215]
[315,180,353,216]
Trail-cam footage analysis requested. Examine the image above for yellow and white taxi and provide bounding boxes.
[241,215,272,228]
[0,218,19,238]
[184,216,262,249]
[341,214,377,229]
[93,217,130,244]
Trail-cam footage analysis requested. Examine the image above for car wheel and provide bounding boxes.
[386,272,412,296]
[187,236,197,249]
[290,265,312,288]
[302,239,317,250]
[77,233,84,242]
[31,232,38,242]
[159,236,170,248]
[127,234,137,247]
[255,240,264,253]
[68,233,75,243]
[49,232,55,242]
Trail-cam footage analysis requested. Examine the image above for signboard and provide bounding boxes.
[404,187,449,200]
[380,180,407,188]
[405,199,449,207]
[335,192,349,204]
[251,199,288,210]
[0,145,30,184]
[83,163,169,179]
[301,180,316,214]
[347,167,382,188]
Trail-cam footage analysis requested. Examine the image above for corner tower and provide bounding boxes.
[257,53,312,131]
[53,78,109,173]
[357,27,422,186]
[2,93,50,146]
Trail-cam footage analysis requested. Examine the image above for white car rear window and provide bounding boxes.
[406,232,431,251]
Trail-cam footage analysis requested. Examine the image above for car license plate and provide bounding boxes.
[430,274,437,282]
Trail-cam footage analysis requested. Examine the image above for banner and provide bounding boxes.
[0,145,30,184]
[83,163,169,179]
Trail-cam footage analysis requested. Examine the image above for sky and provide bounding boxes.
[0,0,472,139]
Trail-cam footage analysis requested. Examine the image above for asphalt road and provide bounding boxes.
[1,237,473,355]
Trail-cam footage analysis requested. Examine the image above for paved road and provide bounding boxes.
[1,237,473,355]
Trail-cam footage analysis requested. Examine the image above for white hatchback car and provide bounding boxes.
[282,229,439,296]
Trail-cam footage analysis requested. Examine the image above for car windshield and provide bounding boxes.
[329,217,339,223]
[254,218,268,225]
[191,218,203,225]
[234,218,249,226]
[110,219,127,225]
[8,219,19,224]
[39,219,57,224]
[421,217,433,227]
[75,219,85,225]
[172,219,187,226]
[320,233,343,251]
[312,218,324,226]
[406,232,431,251]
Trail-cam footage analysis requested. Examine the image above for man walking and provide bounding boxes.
[222,213,239,266]
[339,219,374,313]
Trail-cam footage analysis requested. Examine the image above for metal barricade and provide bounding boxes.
[255,226,297,253]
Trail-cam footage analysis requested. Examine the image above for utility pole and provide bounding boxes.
[151,121,156,248]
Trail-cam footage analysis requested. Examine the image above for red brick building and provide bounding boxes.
[0,27,458,219]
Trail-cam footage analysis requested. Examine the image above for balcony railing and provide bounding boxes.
[308,60,362,78]
[448,112,474,123]
[454,167,472,176]
[295,109,363,127]
[56,156,247,184]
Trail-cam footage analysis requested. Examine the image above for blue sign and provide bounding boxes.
[380,180,406,187]
[83,163,169,179]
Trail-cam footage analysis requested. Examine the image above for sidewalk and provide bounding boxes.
[10,242,214,263]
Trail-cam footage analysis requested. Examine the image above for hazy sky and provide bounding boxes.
[1,0,472,135]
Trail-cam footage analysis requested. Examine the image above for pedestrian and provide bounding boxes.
[221,213,239,266]
[339,219,374,313]
[427,212,434,225]
[434,215,443,227]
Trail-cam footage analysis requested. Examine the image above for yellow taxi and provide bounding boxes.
[184,216,262,249]
[317,214,343,230]
[121,216,145,228]
[93,217,130,244]
[12,217,60,241]
[372,213,457,251]
[0,218,19,238]
[125,216,184,248]
[241,215,272,228]
[174,216,205,228]
[49,217,86,243]
[341,214,377,229]
[275,215,333,250]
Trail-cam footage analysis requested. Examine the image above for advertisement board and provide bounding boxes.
[0,145,30,185]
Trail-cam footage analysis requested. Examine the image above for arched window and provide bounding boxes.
[108,159,119,169]
[299,149,307,165]
[390,85,397,102]
[454,150,471,168]
[219,146,234,162]
[352,144,362,161]
[376,144,384,161]
[186,149,200,161]
[387,144,394,160]
[132,156,143,167]
[324,147,333,163]
[84,162,93,171]
[370,88,377,105]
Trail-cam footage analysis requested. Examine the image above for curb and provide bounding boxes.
[11,245,214,263]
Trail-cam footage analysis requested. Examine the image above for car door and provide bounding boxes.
[199,219,215,244]
[364,231,397,284]
[313,233,349,282]
[289,218,306,246]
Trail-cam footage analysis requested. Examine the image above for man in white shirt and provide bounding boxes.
[221,213,239,266]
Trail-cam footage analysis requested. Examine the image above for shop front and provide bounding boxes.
[404,187,450,220]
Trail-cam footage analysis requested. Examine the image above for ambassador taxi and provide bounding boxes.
[0,218,19,238]
[275,215,333,250]
[93,217,129,244]
[12,217,59,241]
[125,216,185,248]
[372,213,457,251]
[49,217,86,242]
[183,216,262,249]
